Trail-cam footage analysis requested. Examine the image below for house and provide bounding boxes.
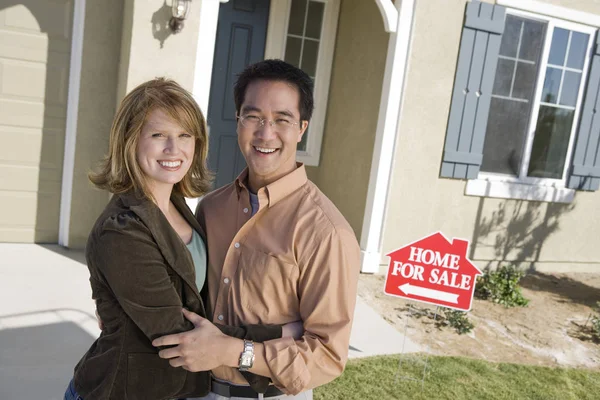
[2,0,599,274]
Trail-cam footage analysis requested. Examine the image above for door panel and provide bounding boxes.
[208,0,270,189]
[0,1,73,243]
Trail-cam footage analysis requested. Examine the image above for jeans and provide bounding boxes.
[64,379,83,400]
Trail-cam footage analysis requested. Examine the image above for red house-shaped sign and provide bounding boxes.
[384,232,482,312]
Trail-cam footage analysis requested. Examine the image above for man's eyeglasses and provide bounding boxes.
[237,114,300,133]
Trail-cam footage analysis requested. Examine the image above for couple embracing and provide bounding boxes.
[65,60,360,400]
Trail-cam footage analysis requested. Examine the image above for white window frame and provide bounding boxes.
[467,4,598,203]
[264,0,340,166]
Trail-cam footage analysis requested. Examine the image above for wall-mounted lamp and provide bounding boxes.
[169,0,191,34]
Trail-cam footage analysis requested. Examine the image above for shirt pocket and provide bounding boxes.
[240,248,300,322]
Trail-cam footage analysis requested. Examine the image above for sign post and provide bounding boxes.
[385,232,482,389]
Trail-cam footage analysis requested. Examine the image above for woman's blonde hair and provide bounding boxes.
[89,78,212,199]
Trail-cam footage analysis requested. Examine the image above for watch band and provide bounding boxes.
[238,339,255,371]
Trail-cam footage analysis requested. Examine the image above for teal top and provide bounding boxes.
[185,230,207,292]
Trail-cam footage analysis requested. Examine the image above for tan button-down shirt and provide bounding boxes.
[196,164,360,394]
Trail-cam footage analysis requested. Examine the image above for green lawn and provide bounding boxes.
[313,354,600,400]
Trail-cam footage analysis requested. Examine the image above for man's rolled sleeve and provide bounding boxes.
[262,228,360,394]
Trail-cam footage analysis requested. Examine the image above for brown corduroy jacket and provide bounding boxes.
[72,192,279,400]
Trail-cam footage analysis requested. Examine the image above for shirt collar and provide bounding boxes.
[234,163,308,207]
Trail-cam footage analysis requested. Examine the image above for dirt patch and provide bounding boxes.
[358,271,600,369]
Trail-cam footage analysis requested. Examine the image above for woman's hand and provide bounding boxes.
[282,321,304,340]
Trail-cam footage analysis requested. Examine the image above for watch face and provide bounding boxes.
[241,354,253,365]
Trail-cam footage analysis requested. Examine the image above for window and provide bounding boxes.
[264,0,340,166]
[480,12,594,187]
[441,1,600,200]
[284,0,324,153]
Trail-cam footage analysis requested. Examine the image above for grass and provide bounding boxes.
[313,354,600,400]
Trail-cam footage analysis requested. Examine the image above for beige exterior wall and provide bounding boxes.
[381,0,600,273]
[307,0,388,238]
[67,0,124,248]
[67,0,206,248]
[117,0,203,99]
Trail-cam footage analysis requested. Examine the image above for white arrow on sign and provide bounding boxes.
[398,283,459,304]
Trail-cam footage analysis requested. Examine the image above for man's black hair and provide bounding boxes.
[234,59,314,122]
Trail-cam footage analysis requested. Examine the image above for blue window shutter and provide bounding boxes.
[567,31,600,191]
[441,1,505,179]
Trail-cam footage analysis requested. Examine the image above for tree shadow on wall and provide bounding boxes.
[468,193,600,307]
[471,196,574,269]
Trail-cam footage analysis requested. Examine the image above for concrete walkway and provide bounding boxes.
[0,244,418,399]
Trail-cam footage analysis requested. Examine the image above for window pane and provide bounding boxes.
[301,40,319,77]
[500,15,521,57]
[305,1,324,39]
[493,58,515,97]
[541,67,562,104]
[481,98,532,176]
[527,105,574,179]
[548,28,569,66]
[483,15,545,176]
[288,0,307,36]
[513,62,537,99]
[284,36,302,68]
[567,31,589,69]
[560,71,582,107]
[519,19,546,61]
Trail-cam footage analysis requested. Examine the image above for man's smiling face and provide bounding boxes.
[237,79,308,191]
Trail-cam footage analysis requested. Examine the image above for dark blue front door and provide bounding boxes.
[207,0,271,189]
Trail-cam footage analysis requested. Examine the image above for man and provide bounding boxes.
[153,60,361,399]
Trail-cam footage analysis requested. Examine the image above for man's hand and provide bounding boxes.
[152,308,239,372]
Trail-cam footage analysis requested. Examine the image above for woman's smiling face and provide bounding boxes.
[136,108,195,193]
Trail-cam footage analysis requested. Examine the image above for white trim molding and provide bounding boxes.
[264,0,289,59]
[375,0,399,33]
[265,0,340,166]
[466,179,575,203]
[498,0,600,27]
[360,0,415,273]
[192,0,222,116]
[188,0,224,212]
[59,0,86,247]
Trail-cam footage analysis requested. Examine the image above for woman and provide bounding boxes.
[64,78,285,400]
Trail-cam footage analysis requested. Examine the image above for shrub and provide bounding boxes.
[475,264,529,307]
[438,309,474,335]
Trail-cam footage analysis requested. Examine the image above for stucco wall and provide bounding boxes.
[68,0,205,248]
[381,0,600,272]
[67,0,124,248]
[117,0,203,97]
[307,0,388,238]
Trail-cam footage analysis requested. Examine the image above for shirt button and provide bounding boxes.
[224,278,230,284]
[234,242,240,248]
[218,315,224,321]
[243,208,249,214]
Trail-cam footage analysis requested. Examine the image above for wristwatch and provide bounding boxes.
[238,339,255,371]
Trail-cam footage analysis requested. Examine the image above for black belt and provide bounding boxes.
[211,379,284,398]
